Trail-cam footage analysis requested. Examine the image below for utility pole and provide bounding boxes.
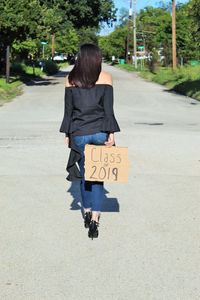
[172,0,177,70]
[6,46,10,84]
[52,33,55,60]
[133,0,137,69]
[126,0,132,63]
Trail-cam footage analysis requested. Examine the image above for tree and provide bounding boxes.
[99,26,127,60]
[188,0,200,54]
[78,28,99,46]
[137,6,171,51]
[99,1,200,67]
[0,0,116,68]
[0,0,43,74]
[64,0,117,29]
[55,28,79,55]
[0,0,42,50]
[12,39,39,60]
[175,3,198,62]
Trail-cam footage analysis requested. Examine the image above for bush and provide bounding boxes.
[148,48,160,73]
[140,65,200,101]
[11,62,26,75]
[43,60,59,75]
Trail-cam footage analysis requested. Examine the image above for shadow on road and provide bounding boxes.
[54,70,69,78]
[17,71,70,86]
[25,77,60,86]
[162,80,200,104]
[67,181,120,216]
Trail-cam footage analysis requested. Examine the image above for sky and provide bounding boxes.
[114,0,188,12]
[100,0,189,35]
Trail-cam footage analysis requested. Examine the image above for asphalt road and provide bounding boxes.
[0,64,200,300]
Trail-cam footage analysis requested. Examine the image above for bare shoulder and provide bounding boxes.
[97,71,113,86]
[65,75,73,87]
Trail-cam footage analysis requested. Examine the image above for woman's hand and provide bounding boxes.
[104,133,115,147]
[64,136,69,146]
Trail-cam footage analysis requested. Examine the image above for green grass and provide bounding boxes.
[56,62,68,69]
[118,63,200,101]
[0,78,23,105]
[117,64,138,72]
[0,61,63,106]
[140,65,200,101]
[0,65,44,105]
[24,65,44,76]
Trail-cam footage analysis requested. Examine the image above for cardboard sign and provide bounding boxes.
[84,145,129,183]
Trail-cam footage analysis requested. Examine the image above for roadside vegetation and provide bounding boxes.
[116,58,200,101]
[117,64,200,101]
[0,61,65,104]
[99,0,200,101]
[1,1,199,103]
[0,78,22,106]
[0,0,116,105]
[100,0,200,63]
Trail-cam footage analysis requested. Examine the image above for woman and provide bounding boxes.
[60,44,120,239]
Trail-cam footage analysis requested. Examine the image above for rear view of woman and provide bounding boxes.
[60,44,120,239]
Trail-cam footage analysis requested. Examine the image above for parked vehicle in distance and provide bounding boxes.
[53,54,67,62]
[132,55,151,61]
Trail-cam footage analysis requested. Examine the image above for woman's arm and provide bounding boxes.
[104,132,115,147]
[101,73,120,147]
[60,77,73,145]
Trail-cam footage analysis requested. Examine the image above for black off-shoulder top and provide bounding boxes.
[60,84,120,136]
[59,84,120,181]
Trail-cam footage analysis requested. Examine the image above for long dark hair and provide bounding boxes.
[68,44,102,88]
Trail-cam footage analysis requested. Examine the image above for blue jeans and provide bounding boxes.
[73,132,108,212]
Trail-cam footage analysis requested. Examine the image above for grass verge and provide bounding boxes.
[0,78,23,106]
[141,65,200,101]
[0,61,67,106]
[0,63,45,106]
[117,64,138,72]
[118,63,200,101]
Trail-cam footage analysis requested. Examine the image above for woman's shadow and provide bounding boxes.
[67,181,120,215]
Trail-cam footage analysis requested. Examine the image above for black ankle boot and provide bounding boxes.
[88,220,99,239]
[84,212,92,228]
